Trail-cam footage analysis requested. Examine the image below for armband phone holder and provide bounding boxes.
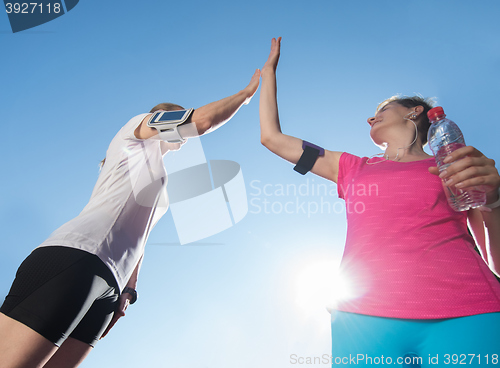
[293,141,325,175]
[147,108,194,143]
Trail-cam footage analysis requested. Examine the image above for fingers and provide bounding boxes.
[428,166,440,176]
[243,69,261,105]
[271,36,282,51]
[100,299,128,339]
[262,37,282,74]
[101,315,120,338]
[441,165,493,190]
[251,68,261,81]
[437,146,500,191]
[99,293,132,339]
[270,37,281,57]
[440,153,494,180]
[442,145,482,164]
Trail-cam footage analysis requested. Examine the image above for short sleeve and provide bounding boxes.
[120,114,150,141]
[120,114,188,151]
[337,152,362,199]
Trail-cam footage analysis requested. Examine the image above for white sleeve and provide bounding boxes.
[120,113,150,141]
[119,114,189,151]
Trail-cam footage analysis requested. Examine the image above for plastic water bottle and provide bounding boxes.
[427,106,486,211]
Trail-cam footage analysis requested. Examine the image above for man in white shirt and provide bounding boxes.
[0,69,261,368]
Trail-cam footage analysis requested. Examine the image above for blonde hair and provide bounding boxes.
[100,102,185,170]
[149,102,184,113]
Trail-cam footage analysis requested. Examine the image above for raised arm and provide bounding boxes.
[135,69,260,140]
[187,70,260,136]
[259,37,342,183]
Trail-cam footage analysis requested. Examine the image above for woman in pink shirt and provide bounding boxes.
[260,38,500,367]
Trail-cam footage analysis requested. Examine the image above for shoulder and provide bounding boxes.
[339,152,363,168]
[104,114,157,161]
[119,113,154,140]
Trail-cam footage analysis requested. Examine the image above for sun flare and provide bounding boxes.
[294,259,355,314]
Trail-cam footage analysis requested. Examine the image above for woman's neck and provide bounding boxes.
[382,142,431,162]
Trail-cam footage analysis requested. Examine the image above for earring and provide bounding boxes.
[404,111,418,120]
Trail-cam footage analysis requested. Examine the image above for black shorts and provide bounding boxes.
[0,246,119,347]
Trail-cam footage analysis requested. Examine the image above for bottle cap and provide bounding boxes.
[427,106,446,121]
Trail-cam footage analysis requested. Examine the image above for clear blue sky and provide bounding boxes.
[1,1,499,367]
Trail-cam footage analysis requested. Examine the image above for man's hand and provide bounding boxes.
[100,293,132,339]
[428,145,500,204]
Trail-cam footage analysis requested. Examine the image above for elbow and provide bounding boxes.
[197,119,212,135]
[260,135,271,148]
[261,132,282,151]
[191,110,213,135]
[195,117,212,135]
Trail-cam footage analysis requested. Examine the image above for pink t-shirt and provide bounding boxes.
[336,152,500,319]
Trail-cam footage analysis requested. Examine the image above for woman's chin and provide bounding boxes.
[369,135,387,150]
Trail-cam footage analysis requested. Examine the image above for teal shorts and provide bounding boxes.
[331,310,500,367]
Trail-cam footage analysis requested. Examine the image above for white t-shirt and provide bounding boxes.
[39,114,183,290]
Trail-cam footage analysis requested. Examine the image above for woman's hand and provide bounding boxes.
[429,145,500,204]
[100,293,132,339]
[262,37,281,75]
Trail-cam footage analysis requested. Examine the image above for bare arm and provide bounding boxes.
[468,206,500,276]
[123,254,142,291]
[260,37,342,183]
[135,70,260,140]
[101,255,143,338]
[430,146,500,275]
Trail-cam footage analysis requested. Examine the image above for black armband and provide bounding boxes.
[293,141,325,175]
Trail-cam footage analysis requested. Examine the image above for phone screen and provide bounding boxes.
[157,110,187,122]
